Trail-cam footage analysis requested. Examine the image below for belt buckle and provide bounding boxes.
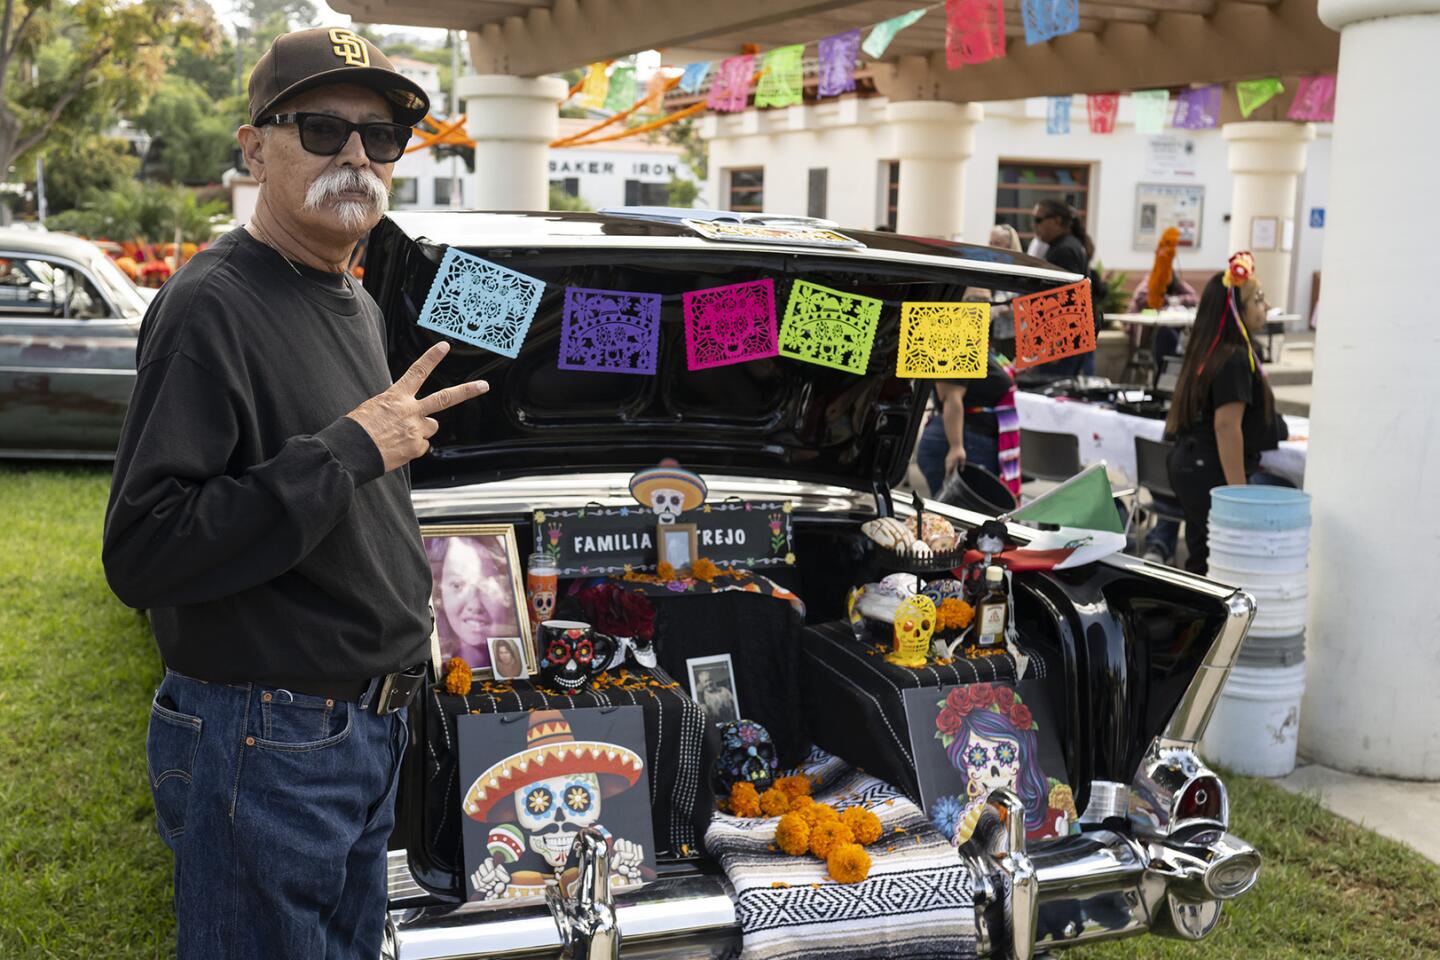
[374,664,426,715]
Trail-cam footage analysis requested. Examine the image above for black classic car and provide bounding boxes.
[360,209,1259,960]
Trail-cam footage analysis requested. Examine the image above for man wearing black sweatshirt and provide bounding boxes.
[102,28,487,959]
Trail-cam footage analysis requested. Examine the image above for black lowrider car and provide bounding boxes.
[364,209,1259,960]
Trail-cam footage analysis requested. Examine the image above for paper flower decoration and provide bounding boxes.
[1011,279,1096,371]
[416,247,545,358]
[778,280,881,375]
[1224,251,1257,289]
[897,302,990,378]
[683,278,778,370]
[558,287,661,374]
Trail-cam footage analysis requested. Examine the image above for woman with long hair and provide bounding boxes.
[1029,199,1100,376]
[1164,253,1284,573]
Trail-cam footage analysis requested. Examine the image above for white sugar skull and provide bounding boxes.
[649,487,687,524]
[961,730,1022,796]
[515,772,603,868]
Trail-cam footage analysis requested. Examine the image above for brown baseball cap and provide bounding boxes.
[248,27,430,127]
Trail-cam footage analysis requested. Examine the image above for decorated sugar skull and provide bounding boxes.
[710,719,779,795]
[886,594,936,668]
[516,772,604,867]
[630,459,707,525]
[528,588,556,621]
[537,621,616,692]
[462,711,645,894]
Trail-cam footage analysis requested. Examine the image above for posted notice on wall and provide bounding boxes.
[1133,183,1205,251]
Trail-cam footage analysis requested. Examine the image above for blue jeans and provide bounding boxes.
[917,415,1001,495]
[148,669,408,959]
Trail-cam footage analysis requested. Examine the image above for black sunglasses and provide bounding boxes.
[258,112,412,163]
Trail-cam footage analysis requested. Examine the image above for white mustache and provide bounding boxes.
[303,166,389,230]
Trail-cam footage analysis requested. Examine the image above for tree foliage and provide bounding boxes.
[47,179,225,242]
[138,75,245,184]
[40,134,135,211]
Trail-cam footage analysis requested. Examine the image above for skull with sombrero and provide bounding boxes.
[463,710,645,871]
[629,458,707,525]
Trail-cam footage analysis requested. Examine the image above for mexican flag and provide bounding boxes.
[961,463,1128,571]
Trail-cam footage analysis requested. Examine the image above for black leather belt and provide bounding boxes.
[272,663,428,715]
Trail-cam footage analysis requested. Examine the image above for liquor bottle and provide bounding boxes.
[975,565,1009,647]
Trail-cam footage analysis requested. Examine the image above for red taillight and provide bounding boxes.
[1177,775,1224,822]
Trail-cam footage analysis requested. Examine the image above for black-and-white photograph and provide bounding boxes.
[686,654,741,724]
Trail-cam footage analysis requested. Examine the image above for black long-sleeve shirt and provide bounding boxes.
[103,228,431,686]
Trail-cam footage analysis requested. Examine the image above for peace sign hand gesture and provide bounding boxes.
[346,341,488,473]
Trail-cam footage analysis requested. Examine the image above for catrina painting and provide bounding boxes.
[457,707,656,904]
[903,681,1078,846]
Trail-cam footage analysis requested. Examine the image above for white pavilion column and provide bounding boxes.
[1222,122,1314,311]
[884,101,983,239]
[1303,0,1440,779]
[456,74,569,211]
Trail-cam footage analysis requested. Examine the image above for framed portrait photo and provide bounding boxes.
[686,653,741,726]
[656,522,698,571]
[422,524,534,678]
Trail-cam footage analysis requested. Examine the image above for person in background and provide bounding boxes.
[1029,199,1100,376]
[987,223,1023,360]
[1164,253,1287,574]
[916,294,1021,501]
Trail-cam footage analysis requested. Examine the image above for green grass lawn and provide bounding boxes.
[1,462,1438,958]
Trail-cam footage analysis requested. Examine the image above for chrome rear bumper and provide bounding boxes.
[387,818,1258,959]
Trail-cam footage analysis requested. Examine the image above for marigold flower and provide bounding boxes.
[774,775,812,797]
[826,842,871,884]
[775,813,811,856]
[938,598,974,631]
[443,657,472,696]
[729,781,761,818]
[691,557,720,582]
[809,819,855,859]
[839,806,883,845]
[787,794,815,816]
[760,788,792,817]
[656,561,677,581]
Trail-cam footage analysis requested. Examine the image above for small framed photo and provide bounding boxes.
[657,522,698,570]
[686,653,741,725]
[487,637,527,680]
[422,523,535,678]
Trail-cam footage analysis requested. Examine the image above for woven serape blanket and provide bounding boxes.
[704,749,976,960]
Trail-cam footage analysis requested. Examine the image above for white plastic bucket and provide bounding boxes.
[1207,525,1310,563]
[1202,662,1306,777]
[1209,486,1312,531]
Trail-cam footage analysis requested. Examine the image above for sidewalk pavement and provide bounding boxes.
[1272,758,1440,865]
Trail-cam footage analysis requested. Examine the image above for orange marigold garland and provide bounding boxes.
[809,819,855,859]
[730,781,762,818]
[839,806,883,845]
[655,561,677,582]
[690,557,721,582]
[759,788,792,817]
[774,774,813,797]
[775,812,811,856]
[937,598,974,632]
[443,657,472,695]
[826,842,871,885]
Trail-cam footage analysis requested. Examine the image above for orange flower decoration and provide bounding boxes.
[937,598,974,631]
[809,819,855,859]
[443,657,472,696]
[774,775,813,797]
[826,843,871,884]
[691,557,720,582]
[656,561,677,581]
[798,801,837,828]
[730,781,762,818]
[787,794,815,817]
[760,788,792,817]
[775,813,811,856]
[839,806,883,845]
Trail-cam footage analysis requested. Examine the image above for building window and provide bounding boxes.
[433,177,464,207]
[624,180,670,206]
[884,161,899,230]
[807,168,827,219]
[550,177,580,198]
[391,177,417,206]
[995,161,1092,247]
[727,167,763,213]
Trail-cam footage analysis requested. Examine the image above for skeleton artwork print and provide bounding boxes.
[459,709,656,903]
[628,459,708,525]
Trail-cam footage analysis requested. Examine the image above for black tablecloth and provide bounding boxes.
[424,665,715,873]
[800,620,1053,802]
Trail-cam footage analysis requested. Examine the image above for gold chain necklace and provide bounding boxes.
[248,223,309,280]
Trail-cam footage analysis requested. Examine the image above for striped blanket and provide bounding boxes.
[704,749,976,960]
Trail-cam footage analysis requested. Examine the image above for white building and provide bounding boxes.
[702,95,1330,322]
